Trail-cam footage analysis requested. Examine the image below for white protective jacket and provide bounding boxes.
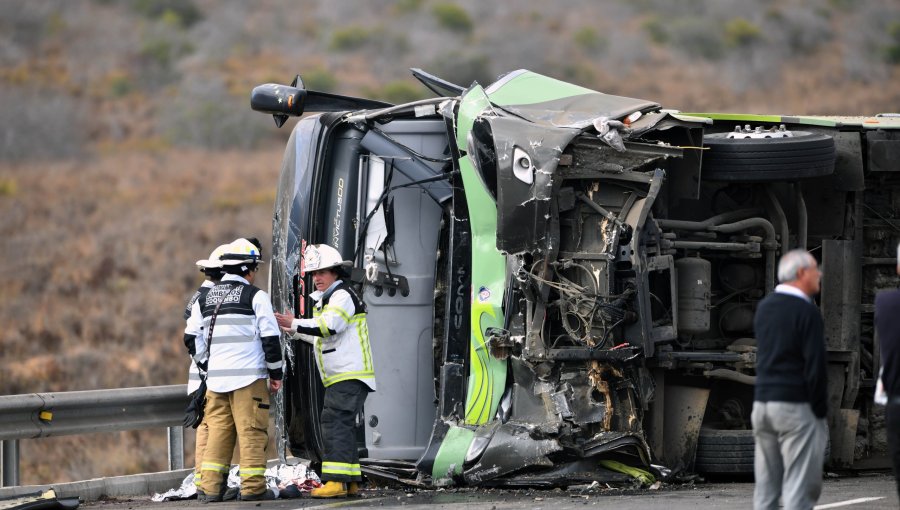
[291,280,376,391]
[185,274,283,393]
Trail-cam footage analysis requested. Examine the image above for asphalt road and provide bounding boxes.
[84,473,898,510]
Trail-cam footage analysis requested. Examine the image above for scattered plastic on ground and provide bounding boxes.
[150,473,197,502]
[150,463,321,502]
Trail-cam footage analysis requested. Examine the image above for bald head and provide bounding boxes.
[777,249,821,297]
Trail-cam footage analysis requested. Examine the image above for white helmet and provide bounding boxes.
[220,238,263,266]
[304,244,350,273]
[196,243,230,269]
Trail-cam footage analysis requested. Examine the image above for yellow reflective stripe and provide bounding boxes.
[322,461,356,468]
[322,461,361,475]
[323,370,375,387]
[323,305,352,323]
[318,316,331,337]
[351,314,372,372]
[355,321,369,372]
[240,467,266,477]
[316,341,327,380]
[201,462,229,473]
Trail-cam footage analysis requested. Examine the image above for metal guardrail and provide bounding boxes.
[0,385,190,487]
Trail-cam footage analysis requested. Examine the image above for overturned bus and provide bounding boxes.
[251,69,900,486]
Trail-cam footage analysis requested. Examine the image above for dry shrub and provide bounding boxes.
[0,147,281,484]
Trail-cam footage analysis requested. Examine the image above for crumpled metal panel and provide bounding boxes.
[462,422,562,484]
[483,70,659,130]
[477,458,634,488]
[505,358,556,429]
[567,382,608,425]
[474,116,580,254]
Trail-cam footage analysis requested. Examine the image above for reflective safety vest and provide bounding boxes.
[186,274,283,393]
[296,281,376,391]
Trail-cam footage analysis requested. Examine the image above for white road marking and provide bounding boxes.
[814,496,885,509]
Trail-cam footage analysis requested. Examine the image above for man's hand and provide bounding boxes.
[269,379,282,393]
[274,311,295,330]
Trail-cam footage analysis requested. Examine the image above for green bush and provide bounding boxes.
[574,27,606,52]
[109,74,133,97]
[138,38,193,87]
[0,178,17,197]
[393,0,424,14]
[428,53,491,87]
[379,81,427,104]
[130,0,202,27]
[432,3,473,34]
[724,18,763,48]
[330,27,373,51]
[826,0,854,12]
[303,69,338,92]
[668,18,724,60]
[641,16,668,44]
[885,22,900,64]
[559,63,595,86]
[141,39,175,68]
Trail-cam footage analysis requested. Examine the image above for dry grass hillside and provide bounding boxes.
[0,148,281,483]
[2,0,900,485]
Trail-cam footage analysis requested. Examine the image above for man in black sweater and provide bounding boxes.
[752,249,828,510]
[874,243,900,502]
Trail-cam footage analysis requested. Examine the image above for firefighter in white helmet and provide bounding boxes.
[275,244,375,498]
[182,243,229,495]
[187,238,283,502]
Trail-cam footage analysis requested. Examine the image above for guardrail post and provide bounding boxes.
[1,439,19,487]
[168,426,184,471]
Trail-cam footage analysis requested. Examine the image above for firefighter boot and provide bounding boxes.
[348,482,360,496]
[311,481,347,498]
[240,489,276,501]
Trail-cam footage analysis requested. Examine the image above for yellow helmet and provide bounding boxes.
[220,238,263,266]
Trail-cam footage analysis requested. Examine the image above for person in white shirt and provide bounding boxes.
[186,238,282,502]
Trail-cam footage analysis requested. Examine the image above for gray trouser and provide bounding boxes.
[751,401,828,510]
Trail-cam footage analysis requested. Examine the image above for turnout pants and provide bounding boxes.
[193,419,208,489]
[200,379,270,497]
[320,380,368,483]
[887,398,900,503]
[751,401,827,510]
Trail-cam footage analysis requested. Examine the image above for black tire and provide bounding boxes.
[694,443,755,452]
[695,428,755,474]
[695,450,754,464]
[696,428,755,445]
[694,462,755,473]
[702,131,836,182]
